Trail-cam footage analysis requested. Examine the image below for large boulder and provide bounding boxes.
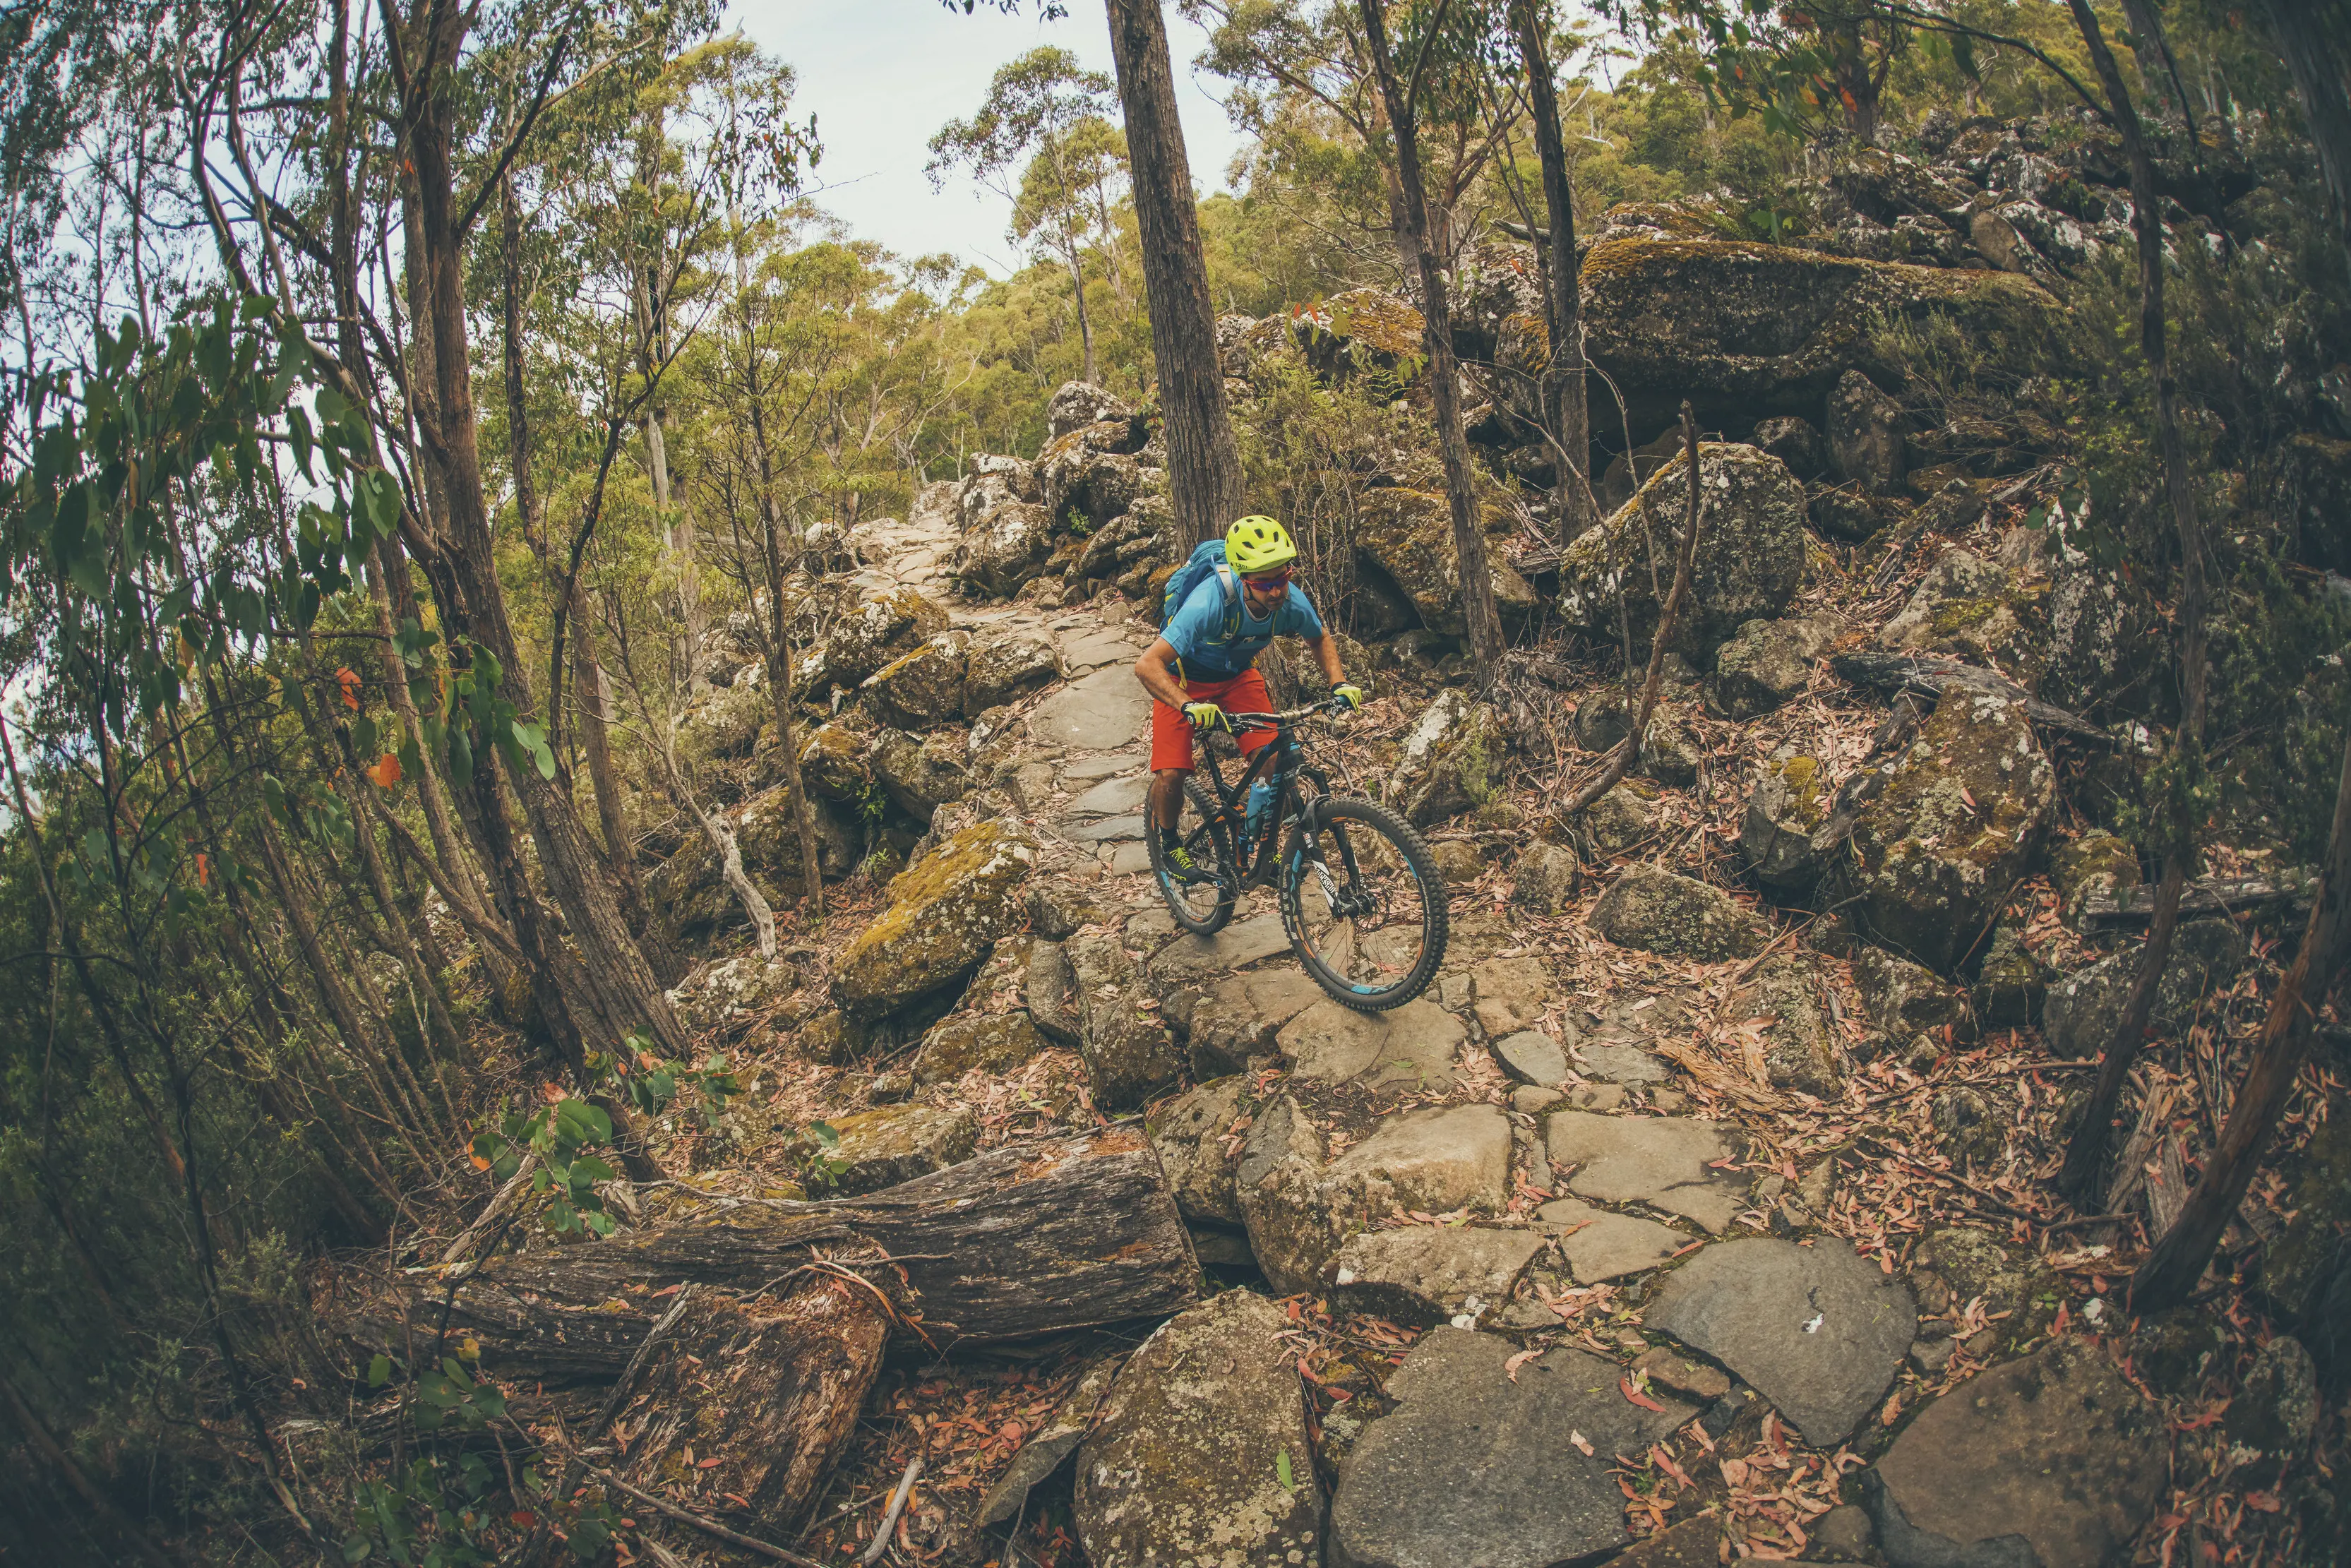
[1589,866,1769,961]
[1555,443,1807,662]
[1385,688,1507,827]
[1877,545,2033,671]
[910,1010,1045,1085]
[645,788,858,940]
[1353,486,1538,636]
[1706,614,1838,719]
[861,632,968,730]
[830,821,1039,1021]
[795,588,950,699]
[867,729,967,825]
[950,500,1056,597]
[1147,1076,1255,1226]
[1036,421,1152,527]
[1066,928,1183,1110]
[1073,1290,1324,1565]
[811,1103,979,1196]
[1579,235,2063,431]
[1826,368,1906,489]
[2041,917,2249,1059]
[1047,380,1135,439]
[1741,753,1833,892]
[1840,689,2054,974]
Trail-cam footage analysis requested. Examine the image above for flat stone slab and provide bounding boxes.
[1185,969,1327,1076]
[1029,664,1153,751]
[1060,753,1135,782]
[1492,1031,1568,1086]
[1065,812,1144,843]
[1329,1104,1510,1215]
[1329,1226,1545,1327]
[1329,1334,1694,1568]
[1102,840,1150,875]
[1577,1039,1672,1084]
[1467,955,1557,1038]
[1066,774,1151,817]
[1870,1339,2167,1568]
[1280,998,1465,1090]
[1648,1237,1915,1448]
[1545,1112,1746,1233]
[1152,912,1291,985]
[1057,630,1146,670]
[1536,1197,1692,1282]
[974,1355,1120,1526]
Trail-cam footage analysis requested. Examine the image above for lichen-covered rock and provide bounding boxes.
[2041,918,2249,1059]
[1572,780,1661,860]
[811,1103,979,1195]
[1386,689,1506,828]
[1510,842,1582,915]
[1708,615,1838,719]
[1073,1290,1324,1567]
[1751,414,1825,479]
[1048,380,1135,439]
[1853,945,1976,1043]
[795,588,950,698]
[646,786,858,939]
[676,680,771,768]
[1840,689,2054,974]
[1638,707,1706,789]
[1066,928,1183,1111]
[1353,486,1538,635]
[1742,754,1832,892]
[797,719,872,801]
[962,629,1060,715]
[1973,924,2052,1027]
[1578,236,2061,430]
[861,632,968,730]
[1036,427,1151,529]
[910,1011,1046,1085]
[2051,831,2140,929]
[1555,443,1807,662]
[1147,1076,1255,1226]
[1291,286,1429,385]
[950,499,1056,597]
[666,952,806,1037]
[867,729,967,824]
[1826,368,1906,489]
[1741,954,1842,1097]
[830,821,1039,1021]
[1877,545,2033,670]
[1591,867,1769,961]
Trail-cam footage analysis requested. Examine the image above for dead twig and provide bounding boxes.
[860,1454,923,1565]
[585,1464,828,1567]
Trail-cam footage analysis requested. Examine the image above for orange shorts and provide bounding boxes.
[1149,669,1276,773]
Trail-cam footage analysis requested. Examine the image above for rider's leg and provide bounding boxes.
[1147,688,1198,845]
[1149,769,1188,832]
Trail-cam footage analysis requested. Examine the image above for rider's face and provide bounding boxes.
[1242,570,1291,611]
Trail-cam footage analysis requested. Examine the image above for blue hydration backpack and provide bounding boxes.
[1159,538,1245,638]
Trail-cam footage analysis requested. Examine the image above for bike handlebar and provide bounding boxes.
[1227,699,1352,728]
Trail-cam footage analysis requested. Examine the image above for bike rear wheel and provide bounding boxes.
[1278,796,1447,1010]
[1150,775,1240,935]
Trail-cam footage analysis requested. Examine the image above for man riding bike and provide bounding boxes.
[1133,516,1364,881]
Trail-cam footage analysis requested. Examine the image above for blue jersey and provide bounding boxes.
[1161,574,1324,681]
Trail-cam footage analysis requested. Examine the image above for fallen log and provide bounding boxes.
[348,1126,1198,1387]
[2077,869,2319,929]
[1829,651,2108,743]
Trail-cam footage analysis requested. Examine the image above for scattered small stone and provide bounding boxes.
[1631,1346,1732,1401]
[1536,1197,1690,1282]
[1511,1085,1564,1114]
[1908,1337,1955,1377]
[1809,1504,1877,1562]
[1492,1031,1568,1087]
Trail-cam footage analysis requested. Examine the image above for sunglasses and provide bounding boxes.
[1241,570,1293,590]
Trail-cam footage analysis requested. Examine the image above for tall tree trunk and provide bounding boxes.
[1104,0,1245,548]
[2131,724,2350,1311]
[1358,0,1506,684]
[1508,0,1592,543]
[2246,0,2351,270]
[501,173,669,976]
[0,1370,179,1568]
[396,14,691,1123]
[2058,0,2211,1205]
[1065,227,1099,385]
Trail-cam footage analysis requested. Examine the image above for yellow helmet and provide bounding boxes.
[1226,515,1298,575]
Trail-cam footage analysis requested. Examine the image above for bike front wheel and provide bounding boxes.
[1278,796,1447,1010]
[1149,774,1240,936]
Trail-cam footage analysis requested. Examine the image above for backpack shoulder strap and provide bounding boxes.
[1212,563,1241,637]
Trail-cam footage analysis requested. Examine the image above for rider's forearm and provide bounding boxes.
[1135,651,1190,710]
[1310,633,1345,688]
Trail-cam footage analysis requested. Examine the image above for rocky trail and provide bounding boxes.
[353,126,2344,1568]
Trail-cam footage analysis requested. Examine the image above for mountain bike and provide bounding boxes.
[1147,697,1447,1011]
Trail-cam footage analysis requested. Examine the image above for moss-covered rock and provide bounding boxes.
[1353,485,1538,635]
[1147,1075,1255,1226]
[675,680,772,769]
[1909,1226,2063,1351]
[867,729,967,825]
[830,820,1039,1022]
[950,498,1056,597]
[1742,954,1843,1097]
[1579,235,2063,430]
[1840,689,2054,974]
[666,952,805,1037]
[1877,544,2036,672]
[861,633,968,730]
[2041,918,2249,1059]
[1589,867,1769,961]
[962,629,1060,716]
[1972,923,2052,1027]
[645,787,859,940]
[2051,830,2140,929]
[1555,443,1807,662]
[810,1103,979,1196]
[1742,753,1831,892]
[1072,1289,1324,1566]
[910,1010,1045,1085]
[1852,945,1976,1043]
[1570,780,1661,861]
[1386,689,1507,827]
[1291,286,1429,386]
[1066,926,1183,1111]
[1708,615,1838,719]
[797,718,873,801]
[794,587,950,698]
[1510,842,1582,915]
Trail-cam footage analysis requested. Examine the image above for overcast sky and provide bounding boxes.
[730,0,1251,276]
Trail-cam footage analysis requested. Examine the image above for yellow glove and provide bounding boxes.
[1183,700,1231,734]
[1329,681,1365,711]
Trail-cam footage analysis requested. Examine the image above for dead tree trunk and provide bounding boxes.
[1105,0,1246,549]
[1360,0,1506,685]
[352,1127,1199,1381]
[1507,0,1591,542]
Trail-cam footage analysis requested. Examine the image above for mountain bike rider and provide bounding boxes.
[1133,516,1364,881]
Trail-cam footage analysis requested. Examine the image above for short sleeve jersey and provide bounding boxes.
[1161,573,1325,682]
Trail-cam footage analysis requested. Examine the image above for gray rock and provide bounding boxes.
[1066,929,1183,1111]
[1536,1197,1691,1282]
[974,1355,1121,1526]
[1328,1226,1545,1327]
[1148,1077,1253,1226]
[962,629,1060,715]
[1151,912,1292,987]
[1328,1335,1692,1568]
[1572,781,1660,858]
[1048,380,1135,439]
[910,1011,1045,1084]
[1638,707,1706,789]
[1809,1504,1876,1562]
[1741,753,1833,891]
[1492,1031,1568,1087]
[1870,1339,2167,1568]
[1509,841,1581,914]
[1751,414,1825,479]
[1971,924,2051,1027]
[815,1104,980,1196]
[2225,1334,2319,1459]
[1575,1040,1670,1084]
[1074,1290,1324,1567]
[1234,1097,1341,1295]
[1544,1112,1745,1233]
[1027,663,1153,751]
[1828,368,1905,489]
[1707,615,1838,719]
[1590,867,1770,961]
[1385,689,1507,828]
[1182,969,1325,1077]
[1740,953,1843,1098]
[1279,998,1464,1090]
[863,631,970,730]
[1574,694,1633,753]
[1465,955,1555,1039]
[1855,945,1976,1042]
[2041,917,2250,1059]
[1647,1237,1915,1447]
[1329,1105,1511,1216]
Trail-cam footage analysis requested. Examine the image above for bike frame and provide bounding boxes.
[1193,706,1346,889]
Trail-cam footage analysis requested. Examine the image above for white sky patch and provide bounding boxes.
[731,0,1248,275]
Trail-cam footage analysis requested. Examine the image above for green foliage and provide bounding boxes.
[777,1118,853,1192]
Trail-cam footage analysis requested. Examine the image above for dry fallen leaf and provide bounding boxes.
[1504,1348,1542,1383]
